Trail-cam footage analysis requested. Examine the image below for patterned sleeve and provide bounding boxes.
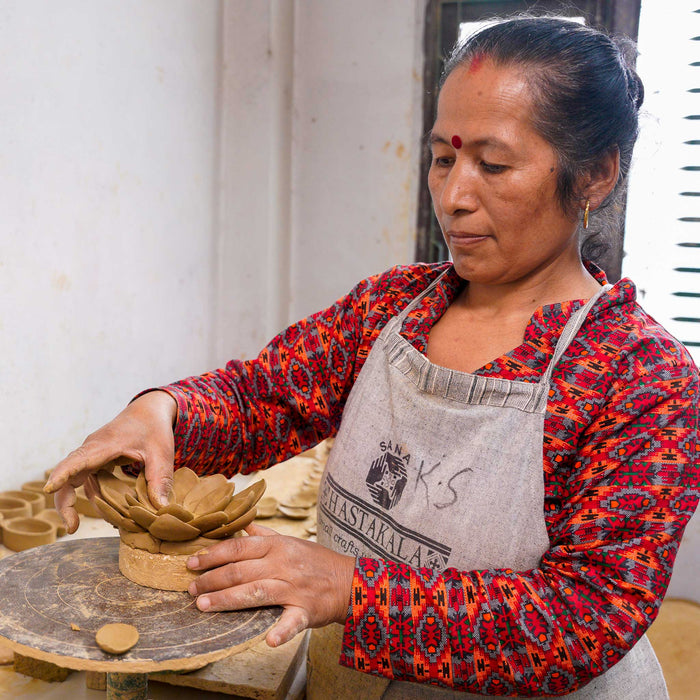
[159,265,441,477]
[339,349,699,694]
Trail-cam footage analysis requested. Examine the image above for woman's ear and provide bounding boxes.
[583,148,620,211]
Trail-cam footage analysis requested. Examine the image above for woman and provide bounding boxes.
[46,17,698,698]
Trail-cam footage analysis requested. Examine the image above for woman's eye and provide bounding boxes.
[481,161,506,174]
[432,155,453,168]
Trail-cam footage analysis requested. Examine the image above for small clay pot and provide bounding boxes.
[22,480,54,509]
[35,509,67,537]
[0,490,44,516]
[0,496,33,521]
[2,517,57,552]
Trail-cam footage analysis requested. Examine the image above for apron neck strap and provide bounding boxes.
[540,284,612,385]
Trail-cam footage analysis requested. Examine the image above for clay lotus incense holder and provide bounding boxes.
[94,469,265,591]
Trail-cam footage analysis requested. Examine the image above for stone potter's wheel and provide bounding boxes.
[0,537,281,681]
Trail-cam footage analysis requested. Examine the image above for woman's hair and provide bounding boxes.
[441,16,644,257]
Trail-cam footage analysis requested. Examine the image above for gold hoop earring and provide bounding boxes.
[583,199,590,230]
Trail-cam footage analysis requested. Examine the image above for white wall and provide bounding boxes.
[0,1,222,482]
[215,0,426,361]
[0,1,426,484]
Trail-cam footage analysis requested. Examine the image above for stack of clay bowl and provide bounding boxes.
[0,487,62,553]
[255,439,333,538]
[93,469,265,591]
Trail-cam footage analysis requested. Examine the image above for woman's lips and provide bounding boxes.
[447,231,489,245]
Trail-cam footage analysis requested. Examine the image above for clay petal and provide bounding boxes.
[112,466,137,485]
[280,492,316,509]
[135,471,157,513]
[147,513,201,541]
[93,496,126,530]
[124,493,142,509]
[172,467,199,504]
[96,471,134,499]
[119,528,160,554]
[189,511,228,533]
[156,503,194,522]
[254,496,279,519]
[204,507,257,539]
[277,504,311,520]
[206,490,236,516]
[119,517,144,533]
[98,480,132,518]
[182,474,233,516]
[128,505,157,530]
[224,480,266,522]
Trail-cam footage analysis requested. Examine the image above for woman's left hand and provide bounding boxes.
[187,523,356,647]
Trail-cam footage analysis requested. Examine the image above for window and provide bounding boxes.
[623,1,700,362]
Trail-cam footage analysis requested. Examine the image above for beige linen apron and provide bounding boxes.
[307,277,668,699]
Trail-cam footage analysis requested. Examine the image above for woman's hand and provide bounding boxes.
[44,390,178,534]
[187,523,356,647]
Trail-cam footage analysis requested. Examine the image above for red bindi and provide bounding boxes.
[468,51,485,74]
[451,135,462,149]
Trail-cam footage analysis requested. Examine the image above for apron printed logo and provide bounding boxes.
[366,448,408,509]
[320,474,451,569]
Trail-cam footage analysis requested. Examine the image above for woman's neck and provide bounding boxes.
[456,259,602,319]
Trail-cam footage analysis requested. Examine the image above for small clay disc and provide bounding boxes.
[277,504,311,520]
[95,623,139,655]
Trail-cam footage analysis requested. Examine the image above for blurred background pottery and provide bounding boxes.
[0,490,44,516]
[2,516,56,552]
[0,496,32,521]
[22,480,54,509]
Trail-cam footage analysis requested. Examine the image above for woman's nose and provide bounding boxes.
[440,163,478,215]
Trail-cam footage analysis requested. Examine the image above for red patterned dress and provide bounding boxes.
[161,262,699,695]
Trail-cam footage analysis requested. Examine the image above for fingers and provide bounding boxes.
[245,522,277,537]
[54,485,80,535]
[189,558,268,597]
[144,463,174,510]
[194,577,284,613]
[266,606,310,647]
[45,444,114,494]
[187,534,273,573]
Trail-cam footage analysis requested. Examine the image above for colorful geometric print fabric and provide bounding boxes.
[162,262,699,695]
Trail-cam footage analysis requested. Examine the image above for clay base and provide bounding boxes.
[118,541,197,591]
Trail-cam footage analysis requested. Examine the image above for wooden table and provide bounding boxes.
[0,537,281,699]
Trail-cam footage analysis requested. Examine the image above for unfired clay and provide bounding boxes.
[2,517,56,551]
[255,496,279,519]
[0,490,44,516]
[0,496,32,521]
[95,623,139,655]
[93,470,266,591]
[35,509,68,537]
[21,480,54,509]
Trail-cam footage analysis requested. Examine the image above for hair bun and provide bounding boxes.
[626,65,645,110]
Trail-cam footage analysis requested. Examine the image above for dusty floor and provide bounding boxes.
[647,598,700,700]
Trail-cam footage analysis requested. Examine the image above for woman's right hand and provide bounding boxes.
[44,390,178,534]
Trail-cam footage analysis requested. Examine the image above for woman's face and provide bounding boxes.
[428,59,581,287]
